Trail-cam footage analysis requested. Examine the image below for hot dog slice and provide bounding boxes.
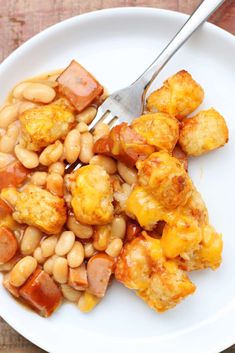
[57,60,103,112]
[69,263,88,290]
[19,268,62,317]
[0,161,29,190]
[0,227,18,264]
[87,253,114,298]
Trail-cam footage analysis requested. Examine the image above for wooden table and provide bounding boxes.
[0,1,234,352]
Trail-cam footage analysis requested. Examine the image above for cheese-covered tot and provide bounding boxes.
[137,151,192,209]
[161,216,202,258]
[131,113,179,153]
[126,186,165,230]
[19,100,75,151]
[13,185,66,234]
[146,70,204,119]
[179,108,229,156]
[71,165,113,225]
[178,224,223,271]
[115,234,196,312]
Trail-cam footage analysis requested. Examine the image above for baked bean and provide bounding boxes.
[14,145,39,169]
[43,255,58,275]
[89,155,117,174]
[48,162,65,176]
[0,123,19,153]
[61,284,81,302]
[93,123,110,142]
[33,247,46,264]
[67,241,84,268]
[105,238,123,258]
[0,187,18,207]
[67,216,93,239]
[41,235,58,258]
[76,122,88,133]
[19,102,38,114]
[79,132,94,164]
[76,106,97,124]
[117,161,137,185]
[0,152,15,168]
[46,173,64,196]
[21,226,42,255]
[52,257,68,284]
[33,79,58,88]
[0,105,19,129]
[10,256,37,287]
[111,216,126,239]
[31,171,48,186]
[12,82,32,99]
[93,225,111,251]
[64,129,81,164]
[55,231,75,256]
[78,291,100,313]
[23,83,56,103]
[0,129,5,138]
[39,141,63,166]
[84,243,95,258]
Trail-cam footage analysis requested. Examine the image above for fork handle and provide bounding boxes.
[134,0,225,90]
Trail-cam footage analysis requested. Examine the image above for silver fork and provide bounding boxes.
[67,0,224,173]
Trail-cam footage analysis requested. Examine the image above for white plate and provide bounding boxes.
[0,7,235,353]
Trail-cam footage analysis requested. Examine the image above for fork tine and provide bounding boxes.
[89,104,114,131]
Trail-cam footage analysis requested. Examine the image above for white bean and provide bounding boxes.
[76,106,97,124]
[31,171,48,186]
[41,235,58,258]
[33,247,46,264]
[105,238,123,258]
[48,161,65,175]
[64,129,81,164]
[117,161,137,185]
[23,83,56,103]
[67,241,84,268]
[89,155,117,174]
[79,132,94,164]
[46,173,64,196]
[12,82,32,99]
[14,145,39,169]
[55,231,75,256]
[111,216,126,239]
[10,256,37,287]
[67,216,93,239]
[43,255,58,275]
[61,284,81,302]
[19,101,38,114]
[0,123,19,153]
[76,122,88,133]
[93,123,110,142]
[0,105,19,129]
[39,140,63,166]
[84,243,95,258]
[0,152,15,168]
[52,257,68,284]
[21,226,42,255]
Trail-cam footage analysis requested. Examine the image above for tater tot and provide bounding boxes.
[137,151,192,209]
[179,108,228,156]
[131,113,179,153]
[71,165,113,225]
[146,70,204,119]
[13,185,67,234]
[19,100,75,151]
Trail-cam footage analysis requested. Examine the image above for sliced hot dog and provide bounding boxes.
[19,268,62,317]
[57,60,104,112]
[0,161,29,190]
[0,227,18,264]
[69,263,88,290]
[87,253,114,298]
[0,198,12,216]
[172,144,188,171]
[94,123,155,167]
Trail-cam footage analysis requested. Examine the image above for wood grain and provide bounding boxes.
[0,1,234,352]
